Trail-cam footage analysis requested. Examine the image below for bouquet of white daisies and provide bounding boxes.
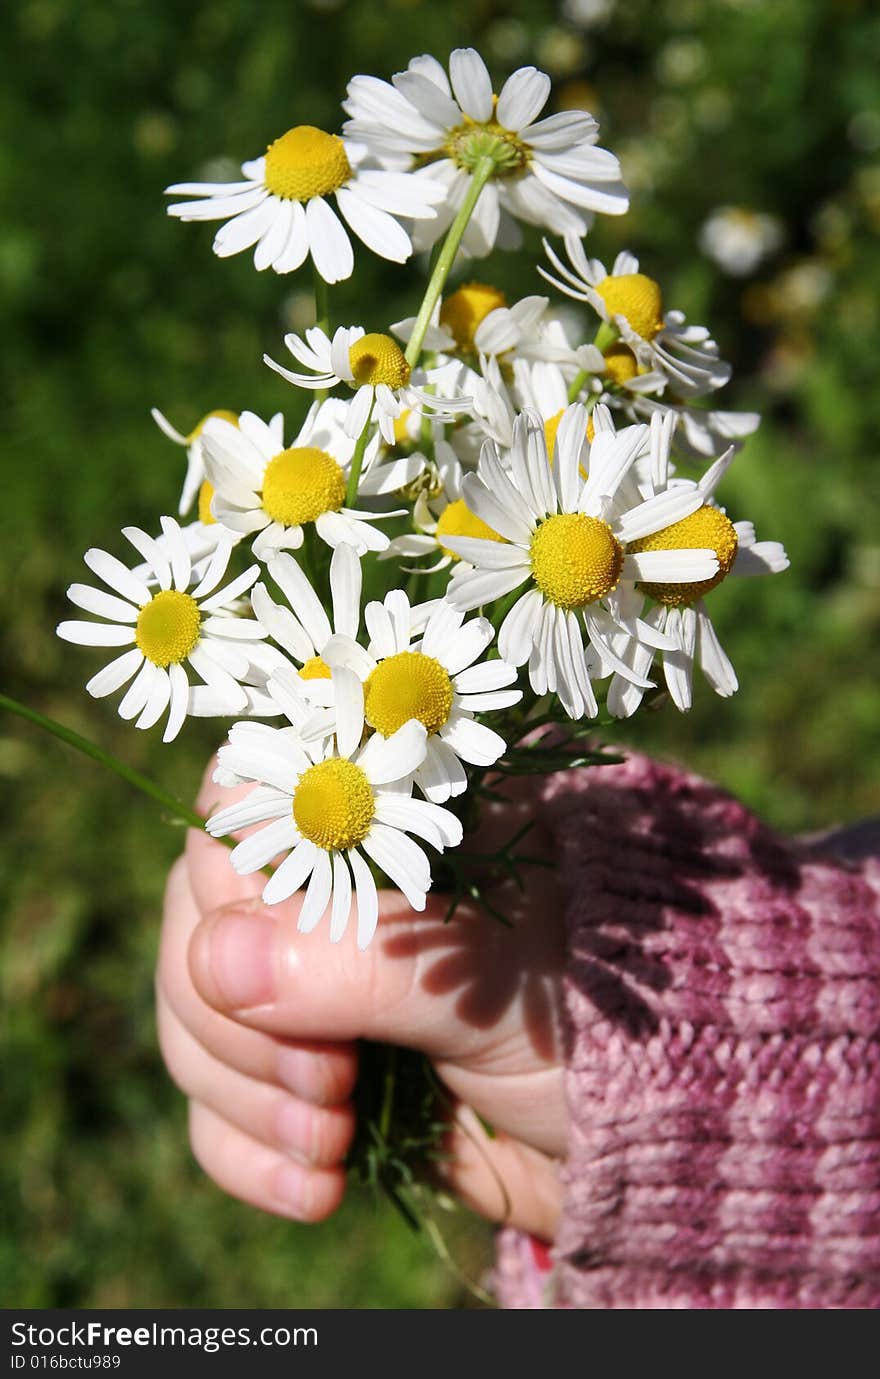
[49,46,788,1210]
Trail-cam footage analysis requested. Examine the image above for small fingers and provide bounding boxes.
[158,994,355,1168]
[159,856,358,1103]
[188,1100,347,1223]
[439,1106,563,1242]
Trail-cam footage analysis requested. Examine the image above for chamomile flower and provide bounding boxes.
[151,407,252,521]
[541,238,731,398]
[206,666,463,947]
[164,127,445,283]
[264,325,465,447]
[56,519,264,742]
[380,443,505,573]
[201,399,423,559]
[604,420,789,716]
[445,406,725,719]
[699,207,783,278]
[324,591,521,802]
[250,543,363,707]
[343,49,628,257]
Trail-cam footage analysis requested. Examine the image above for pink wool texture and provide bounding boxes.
[493,752,880,1309]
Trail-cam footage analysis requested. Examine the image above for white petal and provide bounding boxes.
[374,795,463,849]
[447,565,527,611]
[440,713,506,767]
[83,548,151,606]
[359,719,427,785]
[66,584,139,623]
[623,549,718,583]
[439,615,494,675]
[416,737,467,803]
[251,583,314,663]
[496,66,550,130]
[329,853,354,943]
[452,659,518,693]
[449,48,493,122]
[267,552,331,649]
[135,666,172,731]
[333,665,365,759]
[336,187,411,263]
[262,838,319,907]
[349,848,379,950]
[329,543,362,641]
[295,849,333,930]
[164,662,190,742]
[306,197,354,284]
[232,816,300,875]
[57,620,136,648]
[121,527,172,590]
[213,198,278,257]
[697,605,738,697]
[441,537,528,570]
[498,588,544,666]
[273,200,310,274]
[118,660,158,720]
[85,647,144,698]
[254,198,294,271]
[361,824,430,911]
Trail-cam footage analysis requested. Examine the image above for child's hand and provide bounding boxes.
[156,764,568,1239]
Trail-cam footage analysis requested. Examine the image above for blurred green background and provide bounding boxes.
[2,0,879,1308]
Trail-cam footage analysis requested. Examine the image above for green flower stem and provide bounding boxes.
[0,692,205,830]
[345,397,375,507]
[593,319,620,354]
[404,156,496,369]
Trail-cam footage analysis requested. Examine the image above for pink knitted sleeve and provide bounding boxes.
[494,752,880,1309]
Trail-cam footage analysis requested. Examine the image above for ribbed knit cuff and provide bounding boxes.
[499,753,880,1310]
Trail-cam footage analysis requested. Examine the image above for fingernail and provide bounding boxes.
[276,1098,314,1160]
[273,1161,312,1219]
[190,911,276,1010]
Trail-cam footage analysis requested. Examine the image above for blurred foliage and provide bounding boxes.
[2,0,879,1308]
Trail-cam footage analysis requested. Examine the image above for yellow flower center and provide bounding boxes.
[444,114,530,178]
[364,651,454,737]
[603,343,639,385]
[543,410,589,478]
[197,480,216,526]
[186,409,239,444]
[135,589,201,667]
[260,447,346,527]
[348,333,411,389]
[392,409,413,446]
[292,758,375,852]
[439,282,508,353]
[530,513,623,609]
[595,273,664,340]
[629,504,739,607]
[434,498,504,561]
[298,654,332,681]
[263,126,352,202]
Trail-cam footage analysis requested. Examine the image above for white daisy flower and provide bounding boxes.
[264,325,466,447]
[343,49,628,258]
[604,418,789,716]
[392,286,600,405]
[324,591,521,802]
[201,399,423,560]
[56,519,265,742]
[164,126,445,284]
[617,391,762,463]
[250,543,363,707]
[151,406,255,521]
[206,666,463,947]
[541,238,731,398]
[699,206,783,278]
[445,405,727,719]
[380,442,505,573]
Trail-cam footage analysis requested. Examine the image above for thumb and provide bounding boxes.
[186,878,494,1061]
